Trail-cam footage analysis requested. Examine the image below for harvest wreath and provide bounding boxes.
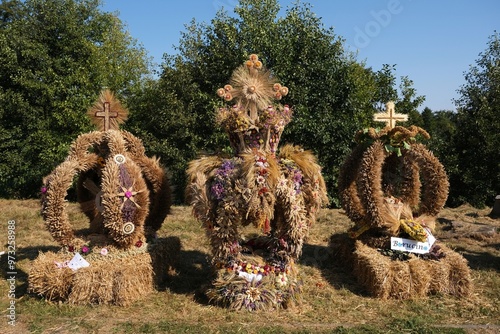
[186,54,328,310]
[333,102,473,299]
[30,90,179,305]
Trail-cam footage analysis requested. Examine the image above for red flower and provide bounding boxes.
[68,246,75,252]
[258,187,268,195]
[135,240,143,248]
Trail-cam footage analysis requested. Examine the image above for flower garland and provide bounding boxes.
[207,257,301,311]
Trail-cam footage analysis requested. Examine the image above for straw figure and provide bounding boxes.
[30,90,179,305]
[186,54,328,310]
[334,102,473,299]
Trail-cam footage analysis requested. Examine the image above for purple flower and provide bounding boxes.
[293,170,303,193]
[293,171,302,184]
[211,182,225,200]
[217,160,235,177]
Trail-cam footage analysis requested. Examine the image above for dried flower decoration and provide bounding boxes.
[187,53,328,310]
[215,54,291,155]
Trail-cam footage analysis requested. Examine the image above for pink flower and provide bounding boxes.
[81,246,90,254]
[100,248,108,256]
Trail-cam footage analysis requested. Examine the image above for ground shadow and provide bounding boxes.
[437,217,454,231]
[1,245,60,297]
[452,246,500,272]
[299,239,367,297]
[159,248,214,305]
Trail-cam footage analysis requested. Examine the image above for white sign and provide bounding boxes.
[238,271,262,283]
[391,228,436,254]
[67,253,90,271]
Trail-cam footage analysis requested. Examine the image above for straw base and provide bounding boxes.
[330,235,473,299]
[29,237,180,306]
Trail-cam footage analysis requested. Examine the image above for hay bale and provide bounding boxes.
[408,259,432,296]
[355,241,473,299]
[332,235,473,299]
[29,237,180,306]
[439,244,473,297]
[68,254,153,306]
[29,252,74,301]
[352,241,392,299]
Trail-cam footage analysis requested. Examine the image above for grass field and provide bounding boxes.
[1,199,499,333]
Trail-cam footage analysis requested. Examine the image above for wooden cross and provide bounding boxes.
[95,102,118,131]
[374,101,408,128]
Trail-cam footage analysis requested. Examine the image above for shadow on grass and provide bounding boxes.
[159,248,214,305]
[0,245,60,297]
[299,239,367,296]
[452,246,500,272]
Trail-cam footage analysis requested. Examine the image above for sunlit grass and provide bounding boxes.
[0,199,498,333]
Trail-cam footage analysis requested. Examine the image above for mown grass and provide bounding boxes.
[0,199,498,333]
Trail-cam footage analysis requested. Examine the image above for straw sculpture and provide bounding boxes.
[32,90,177,305]
[186,54,328,310]
[40,90,171,249]
[335,103,472,299]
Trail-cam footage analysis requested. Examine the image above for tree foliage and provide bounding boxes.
[0,0,151,198]
[452,31,500,207]
[0,0,429,207]
[130,0,423,206]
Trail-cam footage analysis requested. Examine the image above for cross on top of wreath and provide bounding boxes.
[88,89,128,131]
[374,101,408,129]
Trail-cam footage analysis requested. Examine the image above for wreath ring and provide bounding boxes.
[339,139,449,232]
[41,130,169,249]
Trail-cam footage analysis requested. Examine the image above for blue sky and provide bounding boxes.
[100,0,499,112]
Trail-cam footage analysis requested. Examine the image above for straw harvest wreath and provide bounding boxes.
[338,110,449,245]
[335,105,473,299]
[40,90,171,250]
[31,90,179,306]
[186,54,328,310]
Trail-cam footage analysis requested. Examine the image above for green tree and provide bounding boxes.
[397,75,425,127]
[453,31,500,207]
[138,0,385,206]
[129,0,425,205]
[0,0,151,198]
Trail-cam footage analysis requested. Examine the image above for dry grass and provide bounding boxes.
[0,199,499,334]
